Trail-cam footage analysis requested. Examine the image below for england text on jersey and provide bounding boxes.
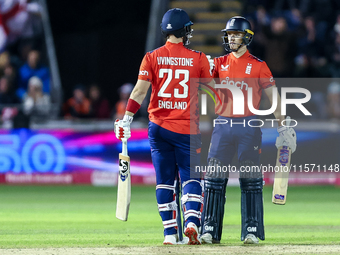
[158,100,188,110]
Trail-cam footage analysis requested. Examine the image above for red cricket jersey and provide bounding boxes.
[213,50,275,117]
[138,41,212,134]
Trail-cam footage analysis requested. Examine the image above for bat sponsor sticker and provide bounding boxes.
[279,147,289,165]
[274,194,285,200]
[119,159,129,181]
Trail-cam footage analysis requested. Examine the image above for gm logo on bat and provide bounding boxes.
[274,194,285,200]
[279,146,289,165]
[119,159,129,181]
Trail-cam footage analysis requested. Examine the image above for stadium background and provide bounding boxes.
[0,0,339,186]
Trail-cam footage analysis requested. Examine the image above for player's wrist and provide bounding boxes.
[126,98,141,114]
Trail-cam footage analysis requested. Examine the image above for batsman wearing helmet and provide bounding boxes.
[200,16,297,244]
[114,8,213,245]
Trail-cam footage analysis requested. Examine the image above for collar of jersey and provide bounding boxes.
[165,41,184,47]
[230,50,250,60]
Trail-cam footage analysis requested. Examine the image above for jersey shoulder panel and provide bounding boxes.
[248,53,264,63]
[148,45,167,57]
[184,47,201,55]
[214,54,230,64]
[216,53,230,60]
[214,54,231,66]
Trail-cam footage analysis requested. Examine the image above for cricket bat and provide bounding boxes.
[116,139,131,221]
[272,117,292,205]
[175,171,183,242]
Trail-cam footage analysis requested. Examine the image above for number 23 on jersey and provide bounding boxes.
[158,69,189,99]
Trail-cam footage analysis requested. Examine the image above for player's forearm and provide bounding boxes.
[125,80,151,117]
[273,94,285,126]
[273,104,285,126]
[129,88,147,105]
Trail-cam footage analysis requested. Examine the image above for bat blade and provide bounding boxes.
[272,145,291,205]
[116,153,131,221]
[175,173,183,242]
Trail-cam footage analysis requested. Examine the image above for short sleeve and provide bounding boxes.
[259,61,275,89]
[138,52,153,82]
[200,53,213,79]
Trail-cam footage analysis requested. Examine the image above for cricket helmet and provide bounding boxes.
[221,16,254,52]
[160,8,193,45]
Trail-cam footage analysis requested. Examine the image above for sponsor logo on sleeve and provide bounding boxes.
[139,70,149,76]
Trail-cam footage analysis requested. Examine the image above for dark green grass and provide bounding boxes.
[0,185,339,248]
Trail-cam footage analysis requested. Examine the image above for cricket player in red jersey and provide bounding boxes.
[200,16,297,244]
[114,8,213,245]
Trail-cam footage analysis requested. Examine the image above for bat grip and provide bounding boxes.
[122,139,128,156]
[285,116,291,126]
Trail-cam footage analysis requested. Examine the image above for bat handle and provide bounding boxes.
[285,116,291,126]
[122,139,128,156]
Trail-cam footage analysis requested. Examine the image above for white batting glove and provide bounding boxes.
[114,115,133,141]
[206,55,215,75]
[276,124,297,153]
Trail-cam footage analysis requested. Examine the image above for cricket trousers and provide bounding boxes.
[148,122,203,236]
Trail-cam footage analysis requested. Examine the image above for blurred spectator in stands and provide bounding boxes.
[299,0,335,41]
[262,17,296,77]
[17,49,50,99]
[3,62,17,84]
[327,81,340,119]
[0,76,20,128]
[255,6,271,26]
[22,76,50,117]
[88,84,111,119]
[295,53,331,78]
[63,84,92,120]
[273,0,297,12]
[296,16,319,56]
[0,75,19,104]
[0,0,43,54]
[247,6,270,59]
[114,83,133,119]
[0,51,10,76]
[334,13,340,36]
[327,33,340,78]
[273,1,301,28]
[242,0,275,16]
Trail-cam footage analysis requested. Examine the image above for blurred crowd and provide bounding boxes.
[243,0,340,119]
[0,0,141,126]
[0,45,138,124]
[62,82,134,121]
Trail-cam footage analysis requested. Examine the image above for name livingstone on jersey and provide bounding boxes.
[157,57,194,66]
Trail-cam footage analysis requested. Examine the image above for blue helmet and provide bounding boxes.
[221,16,254,52]
[160,8,193,45]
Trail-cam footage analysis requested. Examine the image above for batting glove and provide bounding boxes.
[114,115,133,141]
[206,55,215,75]
[276,124,297,153]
